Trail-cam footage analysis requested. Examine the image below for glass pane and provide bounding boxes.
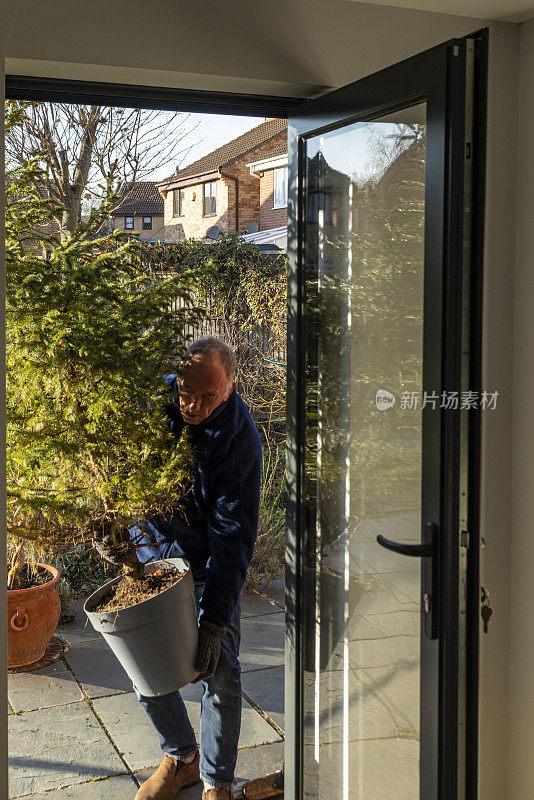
[302,104,426,800]
[204,182,216,215]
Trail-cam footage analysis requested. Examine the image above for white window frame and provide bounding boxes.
[203,181,217,217]
[273,166,288,209]
[173,188,186,217]
[125,216,134,230]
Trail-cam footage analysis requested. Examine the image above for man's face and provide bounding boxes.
[178,354,235,425]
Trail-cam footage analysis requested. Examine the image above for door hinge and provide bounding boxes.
[461,530,470,548]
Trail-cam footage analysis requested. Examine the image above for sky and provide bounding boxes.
[147,113,268,182]
[144,110,420,186]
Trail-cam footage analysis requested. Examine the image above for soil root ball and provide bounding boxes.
[94,568,186,613]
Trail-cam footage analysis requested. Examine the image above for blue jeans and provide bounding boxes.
[135,583,242,789]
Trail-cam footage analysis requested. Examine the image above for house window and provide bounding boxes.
[203,181,217,216]
[142,216,152,230]
[173,188,186,217]
[273,167,288,209]
[125,216,134,230]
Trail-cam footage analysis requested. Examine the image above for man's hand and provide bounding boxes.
[192,618,226,682]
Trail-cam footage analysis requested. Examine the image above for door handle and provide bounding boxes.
[376,536,432,558]
[377,522,439,639]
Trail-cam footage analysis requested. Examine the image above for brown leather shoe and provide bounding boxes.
[201,789,233,800]
[135,752,200,800]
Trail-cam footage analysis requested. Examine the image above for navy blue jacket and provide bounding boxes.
[133,376,262,627]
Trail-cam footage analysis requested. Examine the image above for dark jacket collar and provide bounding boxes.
[198,389,234,427]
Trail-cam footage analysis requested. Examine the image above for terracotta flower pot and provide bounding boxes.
[7,563,61,668]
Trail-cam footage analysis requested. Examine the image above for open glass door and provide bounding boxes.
[286,35,483,800]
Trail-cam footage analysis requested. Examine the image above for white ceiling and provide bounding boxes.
[341,0,534,24]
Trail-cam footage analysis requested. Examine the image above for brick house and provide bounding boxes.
[156,118,287,243]
[110,182,165,241]
[246,144,288,230]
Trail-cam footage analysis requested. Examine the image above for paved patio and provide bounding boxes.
[8,582,286,800]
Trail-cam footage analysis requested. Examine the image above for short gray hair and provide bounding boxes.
[179,336,236,382]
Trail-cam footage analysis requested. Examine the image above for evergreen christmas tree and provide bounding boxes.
[6,101,204,584]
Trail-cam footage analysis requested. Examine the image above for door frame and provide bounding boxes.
[285,30,487,800]
[5,74,303,117]
[4,45,487,797]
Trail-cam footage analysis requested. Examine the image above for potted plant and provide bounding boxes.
[6,101,204,677]
[7,544,62,668]
[84,556,200,695]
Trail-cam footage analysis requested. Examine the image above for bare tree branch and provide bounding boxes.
[5,101,201,239]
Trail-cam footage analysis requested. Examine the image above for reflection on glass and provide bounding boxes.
[302,106,426,800]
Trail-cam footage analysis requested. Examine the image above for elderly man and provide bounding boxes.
[132,336,262,800]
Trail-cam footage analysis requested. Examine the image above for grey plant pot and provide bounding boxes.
[84,557,199,696]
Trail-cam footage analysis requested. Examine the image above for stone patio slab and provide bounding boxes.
[15,774,138,800]
[8,661,83,713]
[344,572,419,616]
[340,613,393,641]
[56,597,101,645]
[330,633,420,671]
[262,579,285,609]
[241,667,284,733]
[360,663,420,731]
[348,736,419,800]
[91,693,165,771]
[359,610,420,638]
[94,688,282,773]
[64,639,132,698]
[301,666,414,745]
[241,590,284,618]
[8,703,127,798]
[235,741,285,782]
[301,736,418,800]
[240,614,284,672]
[239,699,283,749]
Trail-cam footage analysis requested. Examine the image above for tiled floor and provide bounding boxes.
[8,587,285,800]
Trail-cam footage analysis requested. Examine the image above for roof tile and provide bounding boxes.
[110,182,164,216]
[158,118,287,185]
[249,142,288,165]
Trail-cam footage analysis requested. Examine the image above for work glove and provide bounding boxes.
[192,618,226,682]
